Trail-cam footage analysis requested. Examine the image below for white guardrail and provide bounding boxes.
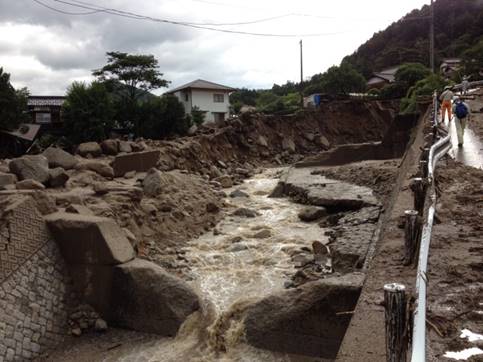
[410,91,452,362]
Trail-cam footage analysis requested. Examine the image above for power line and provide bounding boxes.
[34,0,352,38]
[189,0,379,22]
[32,0,101,15]
[65,0,298,27]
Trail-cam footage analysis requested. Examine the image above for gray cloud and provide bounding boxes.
[0,0,431,94]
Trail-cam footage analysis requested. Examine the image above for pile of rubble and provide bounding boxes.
[68,304,107,337]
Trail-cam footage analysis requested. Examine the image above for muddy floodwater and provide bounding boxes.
[184,167,328,312]
[51,168,333,362]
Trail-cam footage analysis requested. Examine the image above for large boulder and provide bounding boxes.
[282,138,296,153]
[298,206,328,222]
[43,147,79,170]
[242,273,364,359]
[118,141,132,153]
[44,212,135,265]
[317,136,331,149]
[257,135,268,147]
[0,172,17,188]
[278,167,379,211]
[109,258,200,336]
[142,168,182,197]
[112,150,160,177]
[16,179,46,190]
[49,167,69,188]
[100,140,119,156]
[78,161,115,178]
[214,175,233,188]
[77,142,102,157]
[9,155,50,184]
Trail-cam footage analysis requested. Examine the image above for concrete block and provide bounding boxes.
[44,212,135,265]
[112,150,160,177]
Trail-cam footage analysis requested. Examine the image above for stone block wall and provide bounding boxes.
[0,196,73,361]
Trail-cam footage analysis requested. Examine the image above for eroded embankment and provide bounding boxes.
[149,100,397,172]
[0,99,405,361]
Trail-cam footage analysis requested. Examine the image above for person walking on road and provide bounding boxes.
[452,96,471,147]
[462,76,470,95]
[439,86,454,122]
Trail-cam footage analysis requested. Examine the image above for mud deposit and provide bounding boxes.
[44,167,381,362]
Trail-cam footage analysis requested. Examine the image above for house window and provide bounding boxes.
[213,93,224,103]
[213,112,226,122]
[35,112,51,124]
[184,91,189,102]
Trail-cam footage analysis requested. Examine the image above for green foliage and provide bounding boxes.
[272,81,298,96]
[379,83,407,99]
[62,81,115,144]
[379,63,431,99]
[140,95,188,138]
[461,39,483,79]
[400,74,448,114]
[343,0,483,77]
[93,52,169,101]
[255,91,300,114]
[0,67,28,131]
[304,64,366,95]
[37,133,58,149]
[229,88,259,113]
[190,106,205,126]
[395,63,431,89]
[367,88,381,96]
[93,52,170,137]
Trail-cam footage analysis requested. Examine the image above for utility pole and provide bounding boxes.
[429,0,435,73]
[300,39,304,108]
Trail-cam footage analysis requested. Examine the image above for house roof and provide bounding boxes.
[441,58,461,64]
[28,96,65,107]
[166,79,236,94]
[367,76,389,86]
[371,66,400,83]
[1,123,41,141]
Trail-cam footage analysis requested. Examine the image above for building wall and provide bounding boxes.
[0,197,73,361]
[191,89,230,123]
[173,91,192,115]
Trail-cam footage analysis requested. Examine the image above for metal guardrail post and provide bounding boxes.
[410,177,426,215]
[420,161,428,178]
[384,283,407,362]
[403,210,420,266]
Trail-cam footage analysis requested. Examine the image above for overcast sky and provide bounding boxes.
[0,0,430,95]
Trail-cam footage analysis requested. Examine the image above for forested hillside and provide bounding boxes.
[343,0,483,77]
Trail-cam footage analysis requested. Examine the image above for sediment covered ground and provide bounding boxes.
[1,99,421,361]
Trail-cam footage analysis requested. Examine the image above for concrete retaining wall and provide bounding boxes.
[0,197,73,361]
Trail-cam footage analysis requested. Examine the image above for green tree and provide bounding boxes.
[319,64,366,94]
[400,73,448,114]
[229,88,259,113]
[93,51,169,135]
[62,81,115,144]
[190,106,205,126]
[0,67,28,131]
[461,39,483,80]
[140,95,188,138]
[394,63,431,91]
[379,63,430,99]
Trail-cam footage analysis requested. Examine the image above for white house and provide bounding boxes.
[166,79,235,123]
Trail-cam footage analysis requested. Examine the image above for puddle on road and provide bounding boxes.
[183,167,328,312]
[444,347,483,360]
[448,123,483,170]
